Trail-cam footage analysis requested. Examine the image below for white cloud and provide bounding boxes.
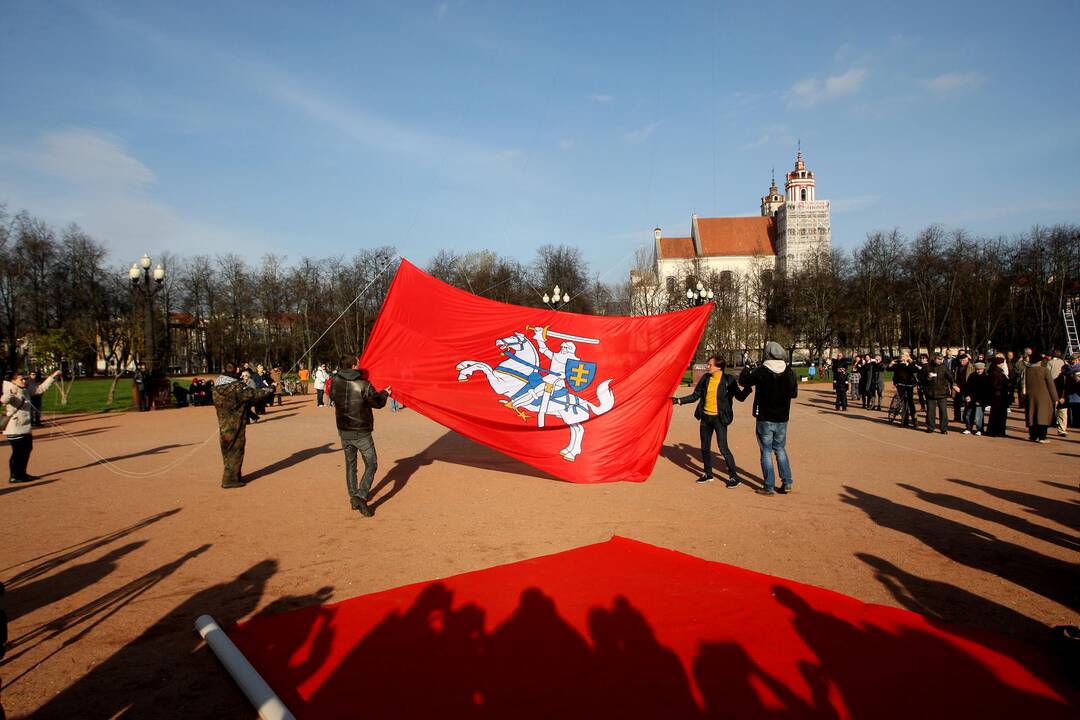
[623,122,659,144]
[789,68,868,107]
[740,124,795,151]
[922,72,983,93]
[0,128,278,261]
[588,93,614,103]
[35,129,156,189]
[558,139,575,151]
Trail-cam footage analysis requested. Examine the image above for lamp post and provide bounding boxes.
[129,254,167,373]
[685,281,714,307]
[543,284,572,310]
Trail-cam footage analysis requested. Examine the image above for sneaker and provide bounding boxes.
[1036,438,1050,444]
[696,475,714,484]
[1058,430,1068,436]
[755,488,775,496]
[776,485,791,495]
[962,430,971,435]
[725,478,740,488]
[975,431,982,436]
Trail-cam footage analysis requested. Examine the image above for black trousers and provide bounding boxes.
[835,388,848,410]
[1029,424,1048,441]
[8,434,32,479]
[952,393,965,422]
[699,415,738,479]
[926,397,950,433]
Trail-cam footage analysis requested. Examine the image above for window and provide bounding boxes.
[800,188,807,201]
[666,276,675,293]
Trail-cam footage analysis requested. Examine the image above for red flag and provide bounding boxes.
[359,259,711,483]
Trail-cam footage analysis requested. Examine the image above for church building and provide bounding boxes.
[648,147,831,300]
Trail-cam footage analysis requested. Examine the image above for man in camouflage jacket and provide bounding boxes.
[213,363,273,488]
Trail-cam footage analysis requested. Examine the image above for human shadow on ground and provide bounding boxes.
[19,556,299,719]
[1,508,181,580]
[897,483,1080,551]
[45,443,195,476]
[5,541,146,623]
[840,486,1079,613]
[236,582,1076,719]
[31,427,115,444]
[659,442,767,490]
[0,478,58,497]
[243,442,336,483]
[1042,480,1080,493]
[369,431,558,513]
[947,478,1080,531]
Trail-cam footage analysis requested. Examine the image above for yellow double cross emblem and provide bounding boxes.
[569,363,591,388]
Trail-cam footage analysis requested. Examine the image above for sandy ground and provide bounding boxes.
[0,384,1077,718]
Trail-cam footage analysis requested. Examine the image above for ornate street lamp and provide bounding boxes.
[543,284,572,310]
[129,254,167,373]
[685,281,714,307]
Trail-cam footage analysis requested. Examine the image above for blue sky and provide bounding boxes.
[1,1,1077,281]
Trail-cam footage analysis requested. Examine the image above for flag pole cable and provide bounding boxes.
[195,615,296,720]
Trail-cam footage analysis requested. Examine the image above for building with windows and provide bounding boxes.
[647,147,831,301]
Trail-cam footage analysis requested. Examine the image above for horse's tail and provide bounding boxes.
[584,379,615,416]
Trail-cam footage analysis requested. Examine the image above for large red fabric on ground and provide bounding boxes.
[358,259,711,483]
[229,536,1075,719]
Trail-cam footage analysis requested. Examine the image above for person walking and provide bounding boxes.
[833,364,849,410]
[298,366,310,394]
[1047,350,1068,435]
[1025,353,1059,443]
[919,353,955,435]
[1065,353,1080,429]
[212,363,273,488]
[313,363,330,407]
[330,354,391,517]
[739,341,798,496]
[2,370,61,483]
[1014,348,1032,409]
[873,354,886,410]
[859,354,876,409]
[985,355,1011,437]
[269,365,284,406]
[133,362,150,411]
[962,362,990,435]
[672,355,750,487]
[27,370,45,427]
[952,354,972,423]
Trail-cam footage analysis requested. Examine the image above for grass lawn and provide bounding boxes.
[40,377,199,414]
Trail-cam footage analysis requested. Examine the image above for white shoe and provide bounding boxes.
[975,431,982,436]
[962,430,971,435]
[1036,438,1050,444]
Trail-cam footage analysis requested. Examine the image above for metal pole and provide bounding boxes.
[194,615,295,720]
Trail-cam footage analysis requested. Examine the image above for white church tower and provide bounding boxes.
[775,144,831,273]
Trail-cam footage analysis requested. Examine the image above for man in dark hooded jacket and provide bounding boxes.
[330,354,391,517]
[213,363,273,488]
[739,341,798,496]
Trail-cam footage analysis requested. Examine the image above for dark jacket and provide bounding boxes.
[890,361,917,387]
[330,368,387,433]
[675,371,749,425]
[739,363,798,423]
[963,371,991,406]
[918,363,954,399]
[987,365,1010,406]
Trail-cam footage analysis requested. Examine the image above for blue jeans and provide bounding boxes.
[756,420,792,491]
[964,403,984,433]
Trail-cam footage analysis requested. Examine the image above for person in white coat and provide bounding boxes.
[2,369,60,483]
[313,363,331,407]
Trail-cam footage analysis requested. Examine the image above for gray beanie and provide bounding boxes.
[764,341,785,360]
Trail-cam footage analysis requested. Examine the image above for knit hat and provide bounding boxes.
[974,362,986,369]
[764,341,785,360]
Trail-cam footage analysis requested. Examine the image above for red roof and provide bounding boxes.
[657,237,695,259]
[697,217,776,256]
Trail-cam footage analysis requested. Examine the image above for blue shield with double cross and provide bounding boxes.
[565,360,597,392]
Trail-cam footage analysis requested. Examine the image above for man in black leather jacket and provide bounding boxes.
[330,354,391,517]
[672,355,750,487]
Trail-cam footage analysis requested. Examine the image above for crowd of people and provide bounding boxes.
[826,347,1080,442]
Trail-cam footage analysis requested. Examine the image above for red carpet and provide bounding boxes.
[229,537,1076,718]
